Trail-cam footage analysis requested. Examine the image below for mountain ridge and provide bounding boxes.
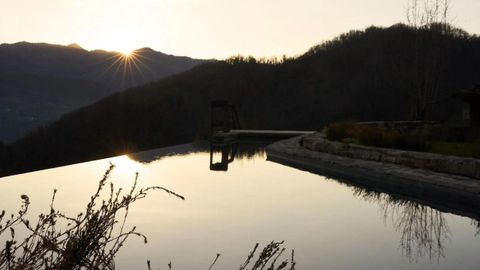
[0,41,206,142]
[1,23,479,176]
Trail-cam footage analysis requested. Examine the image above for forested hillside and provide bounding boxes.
[1,24,479,176]
[0,42,204,142]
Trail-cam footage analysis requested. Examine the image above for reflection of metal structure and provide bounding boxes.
[209,142,238,171]
[210,100,241,134]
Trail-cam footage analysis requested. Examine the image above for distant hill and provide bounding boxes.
[1,24,479,176]
[0,42,205,142]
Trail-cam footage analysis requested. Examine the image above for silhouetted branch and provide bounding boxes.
[238,241,295,270]
[208,253,221,270]
[0,164,184,269]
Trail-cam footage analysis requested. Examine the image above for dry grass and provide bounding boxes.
[0,163,183,270]
[1,164,295,270]
[238,241,296,270]
[326,121,428,151]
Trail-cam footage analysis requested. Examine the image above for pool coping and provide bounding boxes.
[301,132,480,179]
[266,135,480,220]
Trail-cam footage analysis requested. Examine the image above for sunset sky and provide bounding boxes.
[1,0,479,59]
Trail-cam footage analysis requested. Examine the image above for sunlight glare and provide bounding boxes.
[108,156,143,174]
[120,49,134,57]
[92,25,141,58]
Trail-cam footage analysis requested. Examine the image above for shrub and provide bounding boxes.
[326,121,357,141]
[326,121,429,151]
[356,125,385,147]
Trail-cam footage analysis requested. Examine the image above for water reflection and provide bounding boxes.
[354,188,451,261]
[210,142,238,171]
[208,141,476,262]
[128,142,208,164]
[473,220,480,236]
[2,142,480,269]
[209,140,267,171]
[129,140,268,168]
[207,140,477,264]
[268,150,480,264]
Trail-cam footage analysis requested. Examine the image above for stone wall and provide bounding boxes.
[301,133,480,179]
[266,136,480,213]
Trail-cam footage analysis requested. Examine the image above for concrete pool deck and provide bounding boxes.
[266,135,480,219]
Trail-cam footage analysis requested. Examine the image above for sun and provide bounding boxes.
[95,40,137,57]
[94,42,153,90]
[111,46,135,57]
[120,49,134,57]
[83,24,142,57]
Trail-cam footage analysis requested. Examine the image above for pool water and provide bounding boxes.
[1,142,479,269]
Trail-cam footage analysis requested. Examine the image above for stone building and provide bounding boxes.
[458,85,480,127]
[445,84,480,141]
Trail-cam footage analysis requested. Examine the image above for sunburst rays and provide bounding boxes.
[94,49,159,90]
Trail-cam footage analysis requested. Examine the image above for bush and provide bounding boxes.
[326,121,357,141]
[356,125,385,147]
[326,121,429,151]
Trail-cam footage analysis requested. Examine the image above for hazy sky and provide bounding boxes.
[1,0,479,59]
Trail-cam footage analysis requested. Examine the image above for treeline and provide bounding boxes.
[1,23,479,176]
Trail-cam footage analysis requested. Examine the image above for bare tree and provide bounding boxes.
[406,0,450,29]
[406,0,452,120]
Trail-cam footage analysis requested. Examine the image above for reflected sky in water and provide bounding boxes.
[1,142,479,270]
